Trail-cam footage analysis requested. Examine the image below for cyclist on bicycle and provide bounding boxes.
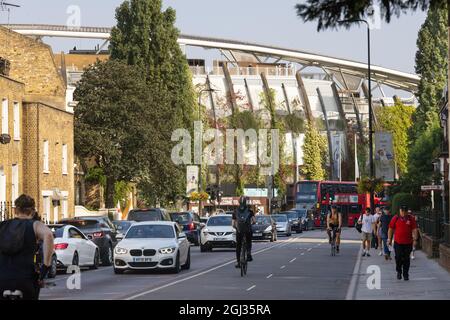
[326,205,343,253]
[0,194,54,300]
[232,196,255,268]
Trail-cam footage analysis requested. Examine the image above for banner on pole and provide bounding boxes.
[186,166,199,196]
[374,132,395,181]
[332,134,342,181]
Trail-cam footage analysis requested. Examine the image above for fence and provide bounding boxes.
[417,210,444,241]
[0,201,13,221]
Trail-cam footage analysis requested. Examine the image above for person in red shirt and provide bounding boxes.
[388,205,418,281]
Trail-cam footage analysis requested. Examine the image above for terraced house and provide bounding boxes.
[0,26,74,222]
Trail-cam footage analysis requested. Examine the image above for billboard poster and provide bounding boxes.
[186,165,199,196]
[374,132,395,181]
[332,134,342,181]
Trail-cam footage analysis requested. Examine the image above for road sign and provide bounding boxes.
[421,185,443,191]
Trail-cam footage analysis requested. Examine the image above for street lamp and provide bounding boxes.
[338,18,375,212]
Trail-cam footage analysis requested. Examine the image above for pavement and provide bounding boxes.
[350,234,450,300]
[39,228,450,300]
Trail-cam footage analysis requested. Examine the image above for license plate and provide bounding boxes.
[253,233,262,237]
[133,257,152,262]
[214,237,227,241]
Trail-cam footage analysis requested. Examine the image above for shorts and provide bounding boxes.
[362,232,372,241]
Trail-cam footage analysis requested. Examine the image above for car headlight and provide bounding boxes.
[115,247,128,255]
[159,247,176,254]
[264,226,272,232]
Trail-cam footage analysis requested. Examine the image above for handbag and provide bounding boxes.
[355,215,362,233]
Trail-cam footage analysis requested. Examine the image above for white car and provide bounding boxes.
[49,224,100,269]
[200,214,236,252]
[113,221,191,274]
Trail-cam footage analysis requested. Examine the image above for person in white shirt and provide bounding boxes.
[357,208,377,257]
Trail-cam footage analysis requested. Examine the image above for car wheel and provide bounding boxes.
[182,248,191,270]
[102,244,113,266]
[90,249,100,270]
[48,254,57,278]
[114,267,125,274]
[172,252,181,274]
[72,251,79,267]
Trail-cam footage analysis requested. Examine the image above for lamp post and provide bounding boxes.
[339,19,375,212]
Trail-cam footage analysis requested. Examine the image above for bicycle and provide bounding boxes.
[330,227,338,256]
[240,236,248,277]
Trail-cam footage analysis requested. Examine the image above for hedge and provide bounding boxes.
[391,192,419,215]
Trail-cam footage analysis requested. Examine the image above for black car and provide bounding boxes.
[252,215,277,242]
[293,209,312,231]
[171,211,202,245]
[60,216,118,266]
[127,208,171,222]
[283,211,303,234]
[112,220,134,241]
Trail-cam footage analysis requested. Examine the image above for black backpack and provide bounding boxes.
[0,219,31,256]
[236,209,251,233]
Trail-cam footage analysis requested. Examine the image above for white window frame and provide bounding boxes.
[11,164,18,204]
[1,99,8,135]
[43,140,49,173]
[62,144,68,175]
[13,102,20,140]
[42,195,51,224]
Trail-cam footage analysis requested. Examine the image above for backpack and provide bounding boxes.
[355,214,362,233]
[236,208,251,233]
[0,219,31,256]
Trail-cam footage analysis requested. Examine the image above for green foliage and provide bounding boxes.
[357,177,385,194]
[74,60,152,207]
[85,167,106,188]
[391,192,420,215]
[301,124,325,180]
[376,99,415,175]
[114,181,131,210]
[283,113,305,134]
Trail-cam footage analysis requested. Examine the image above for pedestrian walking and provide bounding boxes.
[378,206,393,260]
[408,209,417,260]
[373,207,382,253]
[357,208,377,257]
[388,205,419,281]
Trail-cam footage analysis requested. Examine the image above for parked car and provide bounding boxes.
[113,220,134,241]
[171,211,202,246]
[60,216,118,266]
[294,208,312,231]
[200,214,236,252]
[113,221,190,274]
[252,215,277,242]
[271,214,292,236]
[127,208,171,222]
[283,211,302,234]
[48,224,100,269]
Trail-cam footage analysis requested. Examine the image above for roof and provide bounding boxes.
[130,221,176,226]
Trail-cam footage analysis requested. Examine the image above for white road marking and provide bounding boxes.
[289,258,296,263]
[307,248,312,252]
[280,265,286,269]
[124,240,289,300]
[301,253,305,256]
[345,244,363,300]
[246,285,256,291]
[266,274,273,279]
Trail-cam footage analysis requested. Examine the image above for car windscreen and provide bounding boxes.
[171,213,191,224]
[285,212,298,220]
[255,216,271,225]
[113,221,133,232]
[207,216,232,226]
[62,220,98,229]
[272,215,287,222]
[297,210,307,218]
[125,225,175,239]
[128,210,161,222]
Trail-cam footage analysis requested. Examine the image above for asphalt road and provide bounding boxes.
[41,228,361,300]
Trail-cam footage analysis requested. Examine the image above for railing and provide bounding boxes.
[417,210,444,241]
[189,65,300,77]
[0,201,13,221]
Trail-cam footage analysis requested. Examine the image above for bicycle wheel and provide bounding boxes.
[240,239,247,277]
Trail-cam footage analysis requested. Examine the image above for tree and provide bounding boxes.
[411,3,448,139]
[74,60,152,207]
[109,0,196,205]
[302,124,326,180]
[376,99,415,175]
[296,0,444,31]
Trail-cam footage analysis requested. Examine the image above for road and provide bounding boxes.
[41,228,362,300]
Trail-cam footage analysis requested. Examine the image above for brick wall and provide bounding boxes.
[0,26,65,104]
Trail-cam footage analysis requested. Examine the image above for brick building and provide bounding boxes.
[0,26,74,222]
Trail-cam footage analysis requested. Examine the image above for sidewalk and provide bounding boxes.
[351,244,450,300]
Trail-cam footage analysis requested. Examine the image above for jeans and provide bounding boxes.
[394,243,413,276]
[380,232,390,255]
[236,231,252,263]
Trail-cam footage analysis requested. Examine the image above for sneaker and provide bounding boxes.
[404,274,409,281]
[247,255,253,262]
[235,262,241,268]
[336,246,340,254]
[397,273,402,280]
[411,251,415,260]
[366,252,371,257]
[378,251,383,256]
[384,254,389,261]
[388,255,393,260]
[362,252,366,257]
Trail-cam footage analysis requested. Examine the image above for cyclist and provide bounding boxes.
[232,196,255,268]
[0,194,54,300]
[326,205,343,253]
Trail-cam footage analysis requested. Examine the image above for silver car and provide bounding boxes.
[271,214,292,237]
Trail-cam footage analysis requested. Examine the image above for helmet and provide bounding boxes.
[238,196,248,210]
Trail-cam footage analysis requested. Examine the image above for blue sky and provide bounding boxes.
[1,0,427,74]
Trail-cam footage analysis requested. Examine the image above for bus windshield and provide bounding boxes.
[296,182,318,203]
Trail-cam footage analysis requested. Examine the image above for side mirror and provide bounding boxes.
[87,234,93,240]
[116,234,124,241]
[178,232,187,239]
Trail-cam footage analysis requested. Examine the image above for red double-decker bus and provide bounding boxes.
[293,180,374,228]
